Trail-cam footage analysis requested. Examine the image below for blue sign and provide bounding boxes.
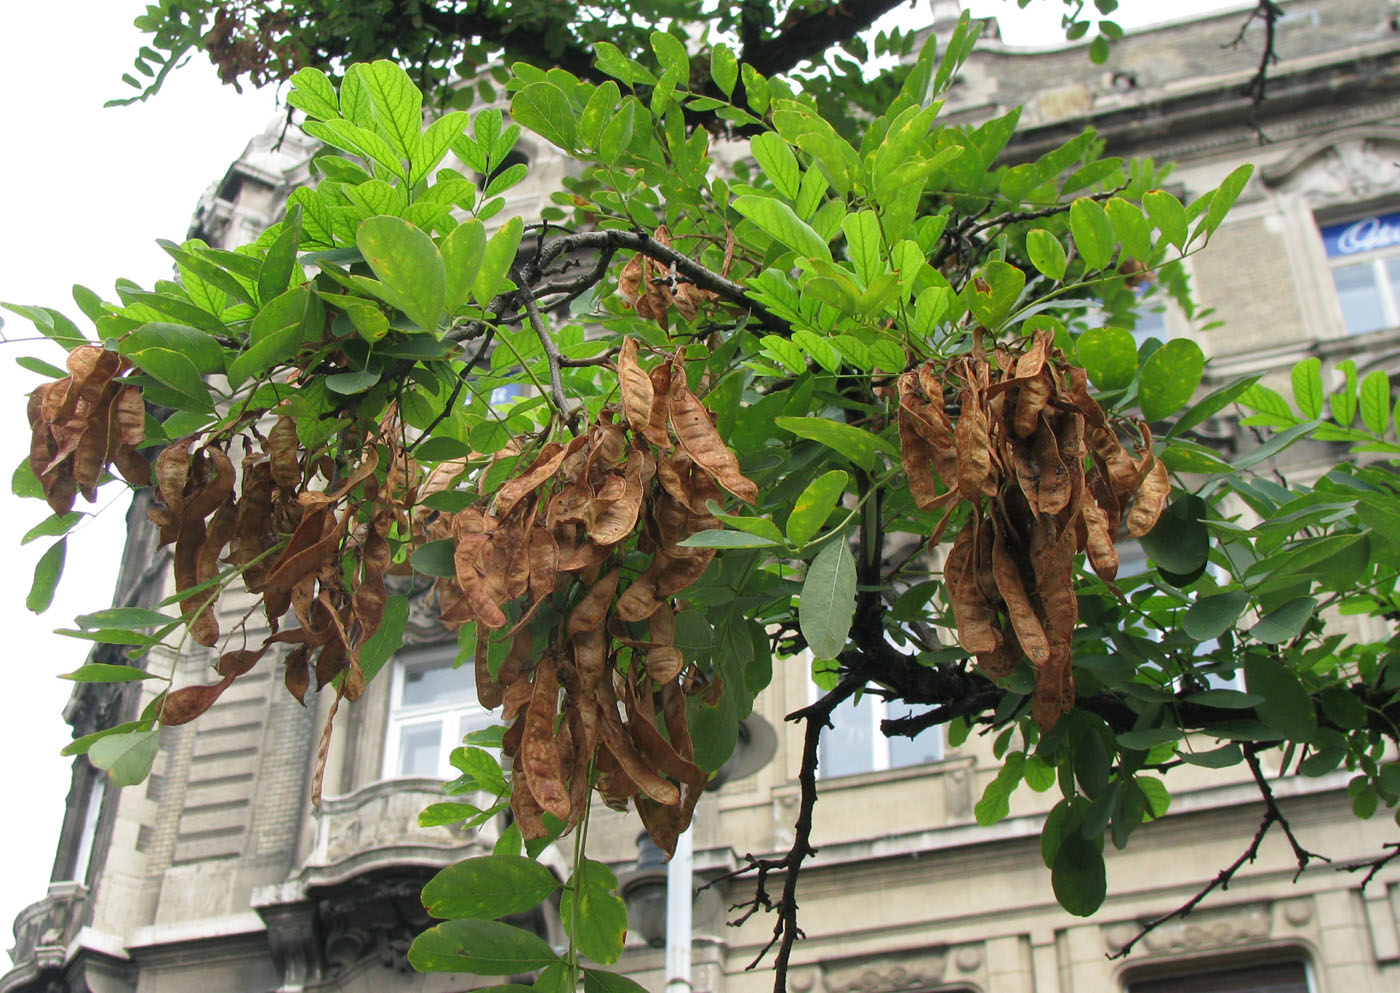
[1321,212,1400,258]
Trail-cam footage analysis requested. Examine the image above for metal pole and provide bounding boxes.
[664,825,693,993]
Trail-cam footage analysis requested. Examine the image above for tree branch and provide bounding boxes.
[712,669,868,992]
[414,2,603,83]
[743,0,908,79]
[513,268,577,431]
[1108,749,1327,960]
[529,229,788,332]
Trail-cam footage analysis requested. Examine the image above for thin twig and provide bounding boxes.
[1108,749,1326,960]
[406,329,496,452]
[513,268,575,431]
[1337,842,1400,890]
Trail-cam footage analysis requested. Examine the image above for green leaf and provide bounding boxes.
[799,535,857,660]
[412,111,470,186]
[1244,653,1317,742]
[357,215,446,333]
[258,215,302,304]
[227,324,302,388]
[27,537,66,613]
[21,511,84,545]
[584,970,651,993]
[677,529,779,549]
[786,470,849,547]
[16,356,69,379]
[711,44,739,97]
[359,60,423,160]
[1077,326,1137,390]
[423,855,561,920]
[1143,189,1187,251]
[1331,359,1359,427]
[75,607,178,630]
[451,746,509,795]
[842,210,884,287]
[1069,197,1115,271]
[360,594,409,684]
[597,99,635,164]
[476,216,524,310]
[975,752,1025,826]
[1290,357,1324,418]
[326,369,382,395]
[1178,744,1244,768]
[1320,686,1368,730]
[1182,689,1263,709]
[1250,596,1318,646]
[1052,832,1107,917]
[1183,590,1250,642]
[1140,494,1208,576]
[1194,164,1253,242]
[287,67,339,121]
[1139,338,1205,421]
[732,195,832,261]
[88,728,160,787]
[1167,376,1261,439]
[562,859,628,965]
[650,31,690,81]
[412,538,458,578]
[60,664,157,683]
[964,261,1024,329]
[510,82,578,152]
[1025,228,1067,280]
[774,416,891,471]
[441,219,486,313]
[1360,370,1391,435]
[1105,197,1151,262]
[408,919,559,974]
[129,347,214,410]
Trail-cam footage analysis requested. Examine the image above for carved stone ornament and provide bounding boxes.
[1261,128,1400,208]
[317,871,435,976]
[1103,902,1271,956]
[820,949,948,993]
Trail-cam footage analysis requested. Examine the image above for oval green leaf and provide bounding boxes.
[423,855,561,920]
[1077,326,1138,390]
[1139,338,1205,421]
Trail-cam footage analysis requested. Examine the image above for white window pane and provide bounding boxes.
[819,694,877,778]
[457,709,496,743]
[398,723,443,777]
[401,659,475,707]
[1333,262,1388,334]
[886,701,943,767]
[1132,307,1170,346]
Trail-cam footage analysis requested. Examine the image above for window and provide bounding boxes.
[66,773,105,884]
[1320,212,1400,335]
[1126,959,1311,993]
[817,688,944,779]
[383,647,495,780]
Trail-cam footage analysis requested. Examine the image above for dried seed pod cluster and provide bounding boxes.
[27,345,150,513]
[143,410,420,803]
[432,340,754,853]
[898,329,1170,731]
[616,226,734,328]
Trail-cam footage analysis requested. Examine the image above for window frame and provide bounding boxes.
[1318,211,1400,335]
[382,644,494,781]
[809,678,946,780]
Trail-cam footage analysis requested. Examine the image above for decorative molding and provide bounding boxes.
[820,949,948,993]
[1103,902,1271,957]
[1263,133,1400,209]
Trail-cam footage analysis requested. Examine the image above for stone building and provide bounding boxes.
[6,2,1400,992]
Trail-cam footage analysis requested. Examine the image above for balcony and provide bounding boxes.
[2,882,87,993]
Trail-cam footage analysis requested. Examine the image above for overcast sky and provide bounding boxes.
[0,0,1240,959]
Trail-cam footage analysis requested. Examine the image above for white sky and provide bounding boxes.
[0,0,1240,959]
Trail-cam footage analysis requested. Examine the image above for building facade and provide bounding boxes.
[6,2,1400,992]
